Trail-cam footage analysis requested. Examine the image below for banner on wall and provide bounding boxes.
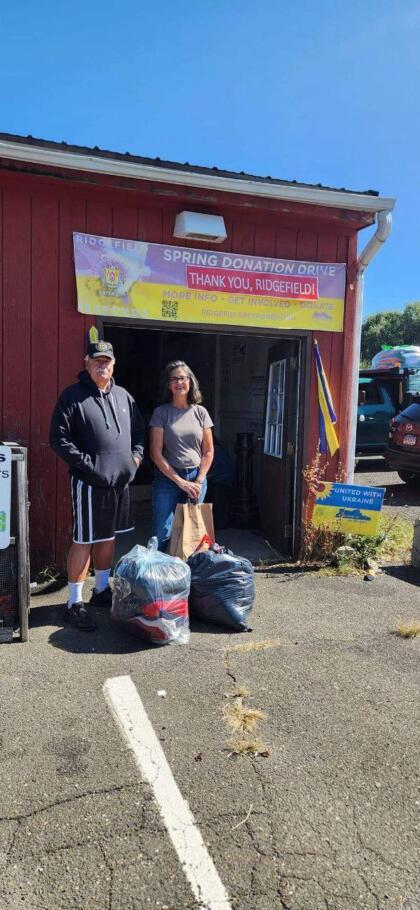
[312,482,385,537]
[73,233,346,332]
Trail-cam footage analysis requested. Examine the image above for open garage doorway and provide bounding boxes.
[103,322,303,562]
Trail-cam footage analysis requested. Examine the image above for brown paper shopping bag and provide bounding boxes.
[168,503,215,561]
[167,504,185,560]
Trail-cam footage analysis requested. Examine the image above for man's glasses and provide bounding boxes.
[169,375,190,383]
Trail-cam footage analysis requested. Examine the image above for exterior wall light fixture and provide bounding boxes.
[173,211,227,243]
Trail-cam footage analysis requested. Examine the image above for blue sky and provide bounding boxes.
[1,0,418,318]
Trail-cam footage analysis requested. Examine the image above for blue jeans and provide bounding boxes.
[152,467,207,551]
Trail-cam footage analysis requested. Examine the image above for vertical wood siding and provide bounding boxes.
[3,190,31,446]
[0,171,357,569]
[31,195,60,566]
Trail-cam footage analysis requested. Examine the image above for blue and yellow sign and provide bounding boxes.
[312,482,385,537]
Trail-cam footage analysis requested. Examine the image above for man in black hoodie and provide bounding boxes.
[50,341,145,631]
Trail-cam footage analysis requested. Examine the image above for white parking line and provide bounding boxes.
[103,675,233,910]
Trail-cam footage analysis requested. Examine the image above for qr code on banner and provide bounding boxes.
[161,299,179,319]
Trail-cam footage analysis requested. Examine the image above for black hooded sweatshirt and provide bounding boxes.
[49,371,145,488]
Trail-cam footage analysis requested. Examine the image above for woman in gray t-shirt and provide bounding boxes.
[149,360,214,550]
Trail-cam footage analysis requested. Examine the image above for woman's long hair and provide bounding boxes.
[159,360,203,405]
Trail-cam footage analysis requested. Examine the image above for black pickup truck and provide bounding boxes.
[356,368,420,456]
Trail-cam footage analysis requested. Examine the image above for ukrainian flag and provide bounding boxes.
[314,340,339,456]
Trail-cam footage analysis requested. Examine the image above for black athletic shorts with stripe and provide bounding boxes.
[70,478,134,544]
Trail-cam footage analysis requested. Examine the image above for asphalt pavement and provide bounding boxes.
[1,460,419,910]
[355,456,420,526]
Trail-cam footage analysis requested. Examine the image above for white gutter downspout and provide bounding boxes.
[345,210,393,481]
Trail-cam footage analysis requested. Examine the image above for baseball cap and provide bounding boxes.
[87,341,114,359]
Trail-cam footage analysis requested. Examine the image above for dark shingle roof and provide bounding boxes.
[0,131,380,198]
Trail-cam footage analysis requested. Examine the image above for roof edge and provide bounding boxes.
[0,138,395,214]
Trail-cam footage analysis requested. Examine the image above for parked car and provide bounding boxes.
[386,402,420,485]
[356,368,420,457]
[356,377,396,456]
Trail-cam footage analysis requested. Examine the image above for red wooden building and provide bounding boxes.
[0,133,394,570]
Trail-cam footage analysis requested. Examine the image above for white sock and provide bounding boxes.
[68,582,84,608]
[95,568,111,593]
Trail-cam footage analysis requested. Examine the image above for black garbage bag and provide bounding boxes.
[187,545,254,631]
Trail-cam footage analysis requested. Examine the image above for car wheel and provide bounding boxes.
[397,470,420,486]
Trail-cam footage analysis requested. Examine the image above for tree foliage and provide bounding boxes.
[361,302,420,364]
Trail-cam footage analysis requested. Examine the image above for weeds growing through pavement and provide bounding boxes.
[222,685,271,759]
[223,702,266,735]
[228,737,270,758]
[222,646,275,756]
[394,622,420,639]
[226,685,250,698]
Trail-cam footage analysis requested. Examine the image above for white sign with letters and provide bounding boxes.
[0,446,11,549]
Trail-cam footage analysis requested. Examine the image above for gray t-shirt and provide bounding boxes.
[149,404,213,471]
